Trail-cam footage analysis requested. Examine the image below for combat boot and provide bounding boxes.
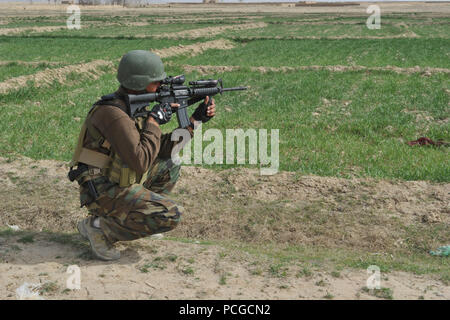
[77,217,120,261]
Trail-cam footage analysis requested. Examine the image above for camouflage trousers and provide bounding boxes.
[79,158,182,243]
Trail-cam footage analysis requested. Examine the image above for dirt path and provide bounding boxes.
[0,60,112,94]
[230,33,421,40]
[0,61,62,67]
[152,16,262,23]
[1,234,448,300]
[0,25,66,36]
[180,64,450,76]
[153,22,267,39]
[1,3,450,16]
[0,157,448,299]
[153,39,235,58]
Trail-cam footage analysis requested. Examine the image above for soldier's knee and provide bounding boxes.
[150,201,183,233]
[168,203,184,229]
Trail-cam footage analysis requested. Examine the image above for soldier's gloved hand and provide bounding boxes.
[192,96,216,123]
[150,103,172,125]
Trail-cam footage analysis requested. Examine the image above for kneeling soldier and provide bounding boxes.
[69,50,215,260]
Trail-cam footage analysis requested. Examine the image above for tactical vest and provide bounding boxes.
[70,94,148,188]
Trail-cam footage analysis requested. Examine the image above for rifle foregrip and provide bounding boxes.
[193,87,220,96]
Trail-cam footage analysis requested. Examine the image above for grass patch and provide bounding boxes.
[171,38,450,68]
[140,257,167,272]
[17,234,34,244]
[0,228,18,237]
[268,263,288,278]
[165,254,178,262]
[249,265,263,276]
[362,286,394,300]
[297,267,313,278]
[227,23,410,38]
[219,274,227,285]
[0,37,196,63]
[187,257,195,264]
[163,237,214,246]
[331,271,341,278]
[39,282,59,295]
[164,236,450,280]
[181,266,195,276]
[315,279,328,287]
[9,244,22,252]
[323,292,334,299]
[211,239,450,282]
[47,233,86,248]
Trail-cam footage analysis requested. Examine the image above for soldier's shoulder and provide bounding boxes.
[95,103,127,116]
[90,101,131,130]
[92,94,128,116]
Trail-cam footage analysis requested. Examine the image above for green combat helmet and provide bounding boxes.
[117,50,167,91]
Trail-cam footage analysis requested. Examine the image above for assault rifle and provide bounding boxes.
[123,75,247,128]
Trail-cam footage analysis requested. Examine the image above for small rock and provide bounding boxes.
[421,212,442,223]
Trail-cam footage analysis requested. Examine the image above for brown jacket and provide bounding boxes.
[84,87,187,175]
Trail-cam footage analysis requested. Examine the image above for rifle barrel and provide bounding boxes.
[222,87,247,92]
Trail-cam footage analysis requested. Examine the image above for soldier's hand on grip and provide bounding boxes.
[192,96,215,123]
[150,103,173,125]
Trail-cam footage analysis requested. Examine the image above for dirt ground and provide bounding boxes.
[1,2,450,17]
[0,157,448,300]
[180,63,450,76]
[0,60,112,94]
[1,233,448,300]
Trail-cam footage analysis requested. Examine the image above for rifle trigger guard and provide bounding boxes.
[180,100,188,108]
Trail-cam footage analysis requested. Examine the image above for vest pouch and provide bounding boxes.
[119,166,137,188]
[106,153,136,187]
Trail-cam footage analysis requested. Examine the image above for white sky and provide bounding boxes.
[2,0,450,2]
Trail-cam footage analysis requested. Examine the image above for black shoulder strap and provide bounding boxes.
[101,93,117,101]
[89,93,126,113]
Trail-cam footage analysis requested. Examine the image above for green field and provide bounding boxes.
[0,37,196,62]
[171,38,450,68]
[0,13,448,182]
